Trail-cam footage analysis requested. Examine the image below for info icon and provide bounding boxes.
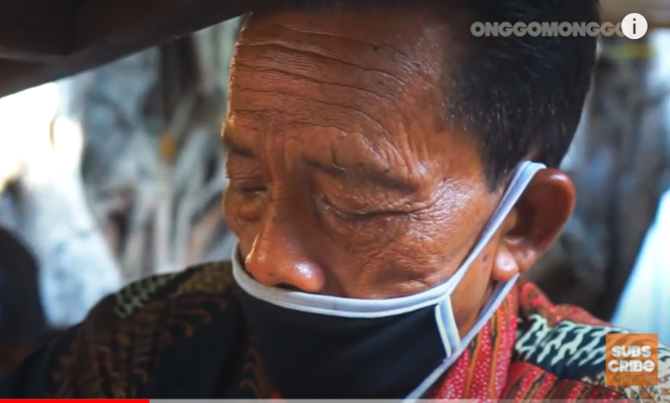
[621,13,648,40]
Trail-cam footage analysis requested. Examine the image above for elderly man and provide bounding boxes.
[2,0,669,400]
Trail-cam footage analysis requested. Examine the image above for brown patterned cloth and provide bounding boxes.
[0,261,668,400]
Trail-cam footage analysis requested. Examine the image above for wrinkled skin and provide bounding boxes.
[223,6,575,336]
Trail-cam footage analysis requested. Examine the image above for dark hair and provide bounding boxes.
[255,0,599,188]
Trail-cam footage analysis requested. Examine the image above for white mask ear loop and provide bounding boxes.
[434,297,459,357]
[431,161,545,356]
[405,161,546,401]
[407,277,519,401]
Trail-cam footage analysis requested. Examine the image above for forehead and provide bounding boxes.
[225,8,485,189]
[236,7,448,66]
[229,8,448,119]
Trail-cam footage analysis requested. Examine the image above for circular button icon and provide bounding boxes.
[621,13,648,40]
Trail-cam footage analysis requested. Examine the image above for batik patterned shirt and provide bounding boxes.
[1,261,668,400]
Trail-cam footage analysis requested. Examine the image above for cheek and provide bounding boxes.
[450,240,500,327]
[351,209,468,297]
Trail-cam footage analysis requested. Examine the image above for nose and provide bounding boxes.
[244,205,326,293]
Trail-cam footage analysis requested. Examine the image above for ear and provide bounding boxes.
[491,169,575,282]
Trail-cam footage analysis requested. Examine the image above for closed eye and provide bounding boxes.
[316,193,388,221]
[236,186,267,194]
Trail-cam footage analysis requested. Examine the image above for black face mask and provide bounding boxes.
[238,286,446,399]
[232,162,545,400]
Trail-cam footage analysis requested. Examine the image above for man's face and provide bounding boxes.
[223,7,505,323]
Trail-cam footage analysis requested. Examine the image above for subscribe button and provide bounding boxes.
[606,333,659,386]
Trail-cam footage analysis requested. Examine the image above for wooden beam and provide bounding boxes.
[2,0,669,99]
[0,0,261,99]
[0,0,75,62]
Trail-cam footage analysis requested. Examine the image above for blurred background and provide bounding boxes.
[1,15,670,375]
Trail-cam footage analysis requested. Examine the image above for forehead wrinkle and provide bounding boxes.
[228,96,439,203]
[234,60,397,105]
[254,22,415,57]
[236,41,406,87]
[231,86,393,139]
[229,85,414,182]
[229,91,404,171]
[375,145,420,190]
[231,14,450,194]
[233,86,416,186]
[233,65,405,134]
[286,121,390,170]
[241,12,449,82]
[233,105,369,140]
[233,18,448,140]
[246,6,442,49]
[237,18,434,83]
[330,131,417,188]
[232,45,409,126]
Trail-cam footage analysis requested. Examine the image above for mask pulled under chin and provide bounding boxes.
[232,161,546,400]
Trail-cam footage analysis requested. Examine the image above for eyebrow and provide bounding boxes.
[303,156,419,193]
[223,133,419,193]
[222,135,256,159]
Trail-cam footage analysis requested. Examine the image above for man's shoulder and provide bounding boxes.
[110,260,235,319]
[512,281,670,402]
[37,261,246,397]
[78,259,242,353]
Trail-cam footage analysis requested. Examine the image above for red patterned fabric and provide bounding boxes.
[429,280,628,400]
[517,280,609,327]
[430,289,516,399]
